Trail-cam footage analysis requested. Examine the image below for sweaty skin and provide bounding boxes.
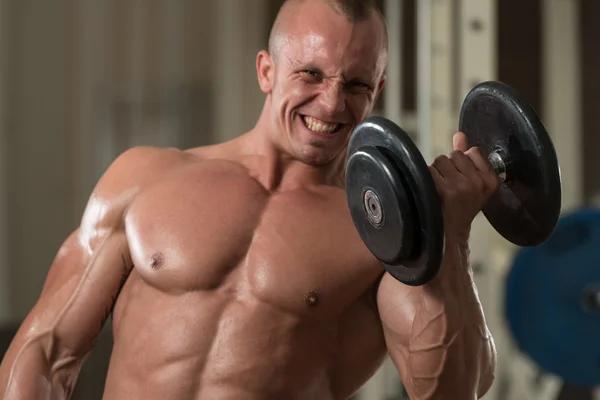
[0,1,496,399]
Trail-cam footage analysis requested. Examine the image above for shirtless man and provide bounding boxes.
[0,0,497,398]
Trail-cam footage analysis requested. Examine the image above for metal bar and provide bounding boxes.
[0,0,11,325]
[416,0,432,163]
[128,0,145,147]
[430,0,455,156]
[159,0,184,147]
[214,0,245,142]
[542,0,582,212]
[78,0,114,195]
[458,0,497,97]
[383,0,403,126]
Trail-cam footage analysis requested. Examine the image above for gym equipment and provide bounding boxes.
[345,117,444,286]
[345,81,562,286]
[506,208,600,388]
[460,81,562,247]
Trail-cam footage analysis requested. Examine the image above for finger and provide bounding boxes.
[453,132,469,152]
[447,149,491,196]
[429,165,449,195]
[465,147,494,174]
[448,150,478,179]
[465,147,500,190]
[432,155,460,181]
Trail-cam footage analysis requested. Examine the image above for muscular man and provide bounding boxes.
[0,0,497,398]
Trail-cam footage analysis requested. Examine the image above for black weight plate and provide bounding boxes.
[506,209,600,387]
[346,146,415,264]
[346,117,444,286]
[459,81,562,247]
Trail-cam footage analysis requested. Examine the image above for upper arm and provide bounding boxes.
[375,272,417,376]
[377,274,453,399]
[2,146,183,370]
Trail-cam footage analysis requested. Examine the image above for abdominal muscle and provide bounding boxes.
[101,272,343,400]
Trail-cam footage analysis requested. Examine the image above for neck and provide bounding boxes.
[237,98,347,192]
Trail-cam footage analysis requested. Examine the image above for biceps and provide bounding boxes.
[376,273,418,346]
[376,274,451,398]
[27,229,131,357]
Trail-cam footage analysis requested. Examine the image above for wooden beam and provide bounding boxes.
[0,0,11,325]
[542,0,582,212]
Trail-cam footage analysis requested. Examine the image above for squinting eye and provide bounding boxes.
[347,81,371,92]
[300,70,320,80]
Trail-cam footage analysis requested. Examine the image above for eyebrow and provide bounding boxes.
[291,57,376,86]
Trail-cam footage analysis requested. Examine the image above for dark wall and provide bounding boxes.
[581,0,600,202]
[497,0,542,115]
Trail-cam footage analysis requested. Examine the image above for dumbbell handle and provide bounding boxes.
[489,151,508,183]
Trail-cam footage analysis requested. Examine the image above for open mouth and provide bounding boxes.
[301,115,343,135]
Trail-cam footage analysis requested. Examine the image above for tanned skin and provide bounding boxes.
[0,0,497,398]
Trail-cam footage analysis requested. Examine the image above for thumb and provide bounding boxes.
[453,132,469,152]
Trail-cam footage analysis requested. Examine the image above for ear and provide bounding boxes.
[257,50,275,94]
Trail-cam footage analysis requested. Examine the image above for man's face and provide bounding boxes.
[257,2,387,166]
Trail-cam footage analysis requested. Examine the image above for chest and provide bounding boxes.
[124,164,382,314]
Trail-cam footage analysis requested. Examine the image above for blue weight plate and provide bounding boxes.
[505,208,600,387]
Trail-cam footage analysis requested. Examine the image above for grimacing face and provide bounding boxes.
[257,3,387,166]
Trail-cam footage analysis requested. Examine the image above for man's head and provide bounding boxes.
[256,0,388,166]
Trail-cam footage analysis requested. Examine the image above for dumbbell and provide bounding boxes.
[345,81,562,286]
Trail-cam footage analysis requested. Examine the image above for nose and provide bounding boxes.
[320,82,345,115]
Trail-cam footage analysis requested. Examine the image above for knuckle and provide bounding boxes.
[466,147,485,161]
[467,146,483,156]
[433,156,450,171]
[449,150,464,159]
[434,154,449,164]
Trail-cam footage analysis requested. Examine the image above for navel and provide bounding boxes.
[304,290,320,307]
[149,252,165,270]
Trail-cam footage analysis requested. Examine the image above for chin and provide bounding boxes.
[283,116,351,165]
[294,143,344,166]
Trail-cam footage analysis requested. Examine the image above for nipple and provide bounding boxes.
[304,290,320,307]
[150,252,165,270]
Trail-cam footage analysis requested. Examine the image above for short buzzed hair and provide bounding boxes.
[268,0,389,58]
[326,0,385,22]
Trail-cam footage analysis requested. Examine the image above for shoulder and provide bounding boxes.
[98,145,203,193]
[111,145,192,177]
[86,142,247,209]
[79,146,195,232]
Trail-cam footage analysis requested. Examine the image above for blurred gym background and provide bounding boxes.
[0,0,598,399]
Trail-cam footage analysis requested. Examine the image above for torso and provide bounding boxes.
[102,151,388,400]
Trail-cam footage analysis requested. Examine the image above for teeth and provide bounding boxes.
[303,116,339,133]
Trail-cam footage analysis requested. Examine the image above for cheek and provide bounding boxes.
[348,95,375,119]
[279,80,313,108]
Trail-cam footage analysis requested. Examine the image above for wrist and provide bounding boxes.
[444,229,470,246]
[426,233,472,288]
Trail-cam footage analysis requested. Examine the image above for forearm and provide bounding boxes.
[405,236,495,399]
[1,333,80,400]
[429,237,485,321]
